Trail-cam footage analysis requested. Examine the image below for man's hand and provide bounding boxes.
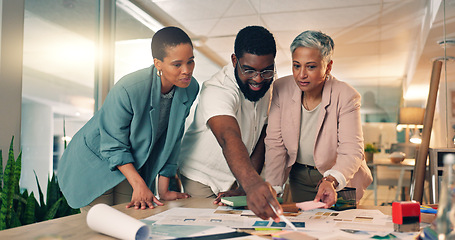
[157,175,191,201]
[244,181,281,222]
[213,188,245,205]
[159,191,191,201]
[207,116,277,220]
[314,180,337,208]
[126,184,164,210]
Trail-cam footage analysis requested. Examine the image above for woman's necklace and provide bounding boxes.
[303,94,309,110]
[303,93,322,111]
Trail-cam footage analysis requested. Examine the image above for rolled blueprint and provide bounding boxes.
[87,203,149,240]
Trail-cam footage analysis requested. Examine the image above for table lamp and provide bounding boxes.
[397,107,425,143]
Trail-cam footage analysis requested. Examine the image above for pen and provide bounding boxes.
[268,203,298,231]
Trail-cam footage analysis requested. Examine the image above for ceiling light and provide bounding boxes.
[116,0,164,33]
[437,39,455,48]
[431,56,455,62]
[192,36,207,47]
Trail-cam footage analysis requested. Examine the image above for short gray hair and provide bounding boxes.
[290,30,334,64]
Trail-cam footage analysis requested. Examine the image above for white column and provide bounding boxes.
[20,101,53,202]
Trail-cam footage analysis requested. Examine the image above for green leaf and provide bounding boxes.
[23,192,36,225]
[0,192,7,230]
[0,149,3,191]
[72,207,81,215]
[16,190,29,223]
[34,171,46,210]
[0,136,80,228]
[33,171,47,222]
[46,174,59,208]
[63,117,68,149]
[364,143,379,153]
[44,197,63,221]
[0,137,17,229]
[17,190,28,204]
[56,196,73,218]
[13,152,21,195]
[9,208,22,229]
[33,193,45,222]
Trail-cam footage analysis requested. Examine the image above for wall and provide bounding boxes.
[0,0,24,170]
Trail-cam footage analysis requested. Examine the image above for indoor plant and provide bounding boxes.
[364,143,379,163]
[0,137,79,230]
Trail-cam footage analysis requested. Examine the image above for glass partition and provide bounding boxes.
[114,0,156,83]
[21,0,98,196]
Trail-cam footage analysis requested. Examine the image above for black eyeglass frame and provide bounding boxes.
[237,61,275,80]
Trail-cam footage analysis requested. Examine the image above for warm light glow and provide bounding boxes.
[115,39,154,82]
[396,124,424,131]
[410,136,422,144]
[404,85,429,101]
[23,12,96,88]
[54,43,95,64]
[410,130,422,144]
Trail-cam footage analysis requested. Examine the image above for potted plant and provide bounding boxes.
[0,136,79,230]
[364,143,378,163]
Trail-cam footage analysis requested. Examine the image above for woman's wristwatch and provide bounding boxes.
[321,176,339,188]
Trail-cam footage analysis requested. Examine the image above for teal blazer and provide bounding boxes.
[57,65,199,208]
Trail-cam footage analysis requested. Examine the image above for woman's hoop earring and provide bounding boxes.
[324,73,329,80]
[157,70,162,77]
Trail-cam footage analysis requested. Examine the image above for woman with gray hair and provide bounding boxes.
[265,30,372,206]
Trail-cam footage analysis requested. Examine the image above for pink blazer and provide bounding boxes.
[265,75,373,201]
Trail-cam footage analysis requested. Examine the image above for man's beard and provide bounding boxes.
[234,67,272,102]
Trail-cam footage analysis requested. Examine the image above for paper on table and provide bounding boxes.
[271,230,318,240]
[296,201,326,211]
[87,203,149,240]
[141,219,237,239]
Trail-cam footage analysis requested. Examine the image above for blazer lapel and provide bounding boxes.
[290,85,302,154]
[149,66,161,146]
[315,76,333,142]
[160,87,189,159]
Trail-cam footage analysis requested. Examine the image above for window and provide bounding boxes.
[21,0,97,195]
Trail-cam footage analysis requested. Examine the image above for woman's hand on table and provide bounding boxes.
[126,184,164,210]
[314,180,337,208]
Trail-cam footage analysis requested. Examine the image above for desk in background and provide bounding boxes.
[368,158,415,205]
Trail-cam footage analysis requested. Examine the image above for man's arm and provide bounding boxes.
[208,115,280,221]
[157,175,191,201]
[250,125,267,174]
[213,125,267,201]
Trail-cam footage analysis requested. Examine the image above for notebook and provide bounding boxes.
[220,195,283,207]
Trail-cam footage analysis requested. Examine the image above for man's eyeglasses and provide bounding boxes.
[237,61,275,80]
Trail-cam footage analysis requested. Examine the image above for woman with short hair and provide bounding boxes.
[58,26,199,210]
